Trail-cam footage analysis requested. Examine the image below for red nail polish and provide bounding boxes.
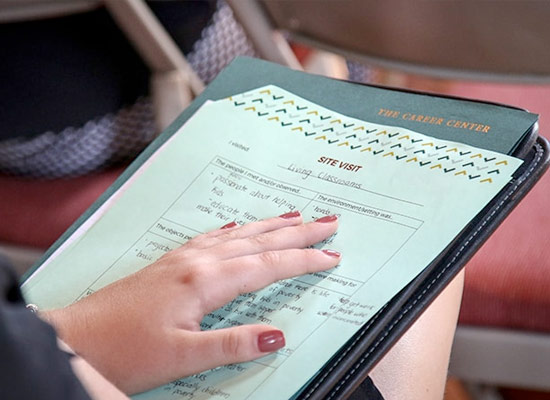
[258,330,285,352]
[322,249,341,258]
[279,211,301,219]
[220,221,237,229]
[315,215,338,223]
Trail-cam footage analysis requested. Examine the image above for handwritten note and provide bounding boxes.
[23,86,522,399]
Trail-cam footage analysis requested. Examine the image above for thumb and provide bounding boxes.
[182,325,285,373]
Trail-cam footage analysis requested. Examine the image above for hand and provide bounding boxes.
[44,212,340,394]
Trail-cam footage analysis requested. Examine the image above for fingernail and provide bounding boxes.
[279,211,301,219]
[258,330,285,352]
[322,249,341,258]
[315,215,338,223]
[220,221,238,229]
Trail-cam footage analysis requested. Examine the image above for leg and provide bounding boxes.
[370,270,465,400]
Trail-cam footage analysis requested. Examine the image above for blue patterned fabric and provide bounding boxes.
[0,0,256,178]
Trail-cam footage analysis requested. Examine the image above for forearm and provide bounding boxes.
[50,321,130,399]
[370,270,465,400]
[67,349,130,400]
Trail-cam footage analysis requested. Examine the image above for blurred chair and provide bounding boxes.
[226,0,550,395]
[0,167,125,275]
[0,0,203,275]
[229,0,550,82]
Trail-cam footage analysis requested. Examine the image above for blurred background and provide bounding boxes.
[1,1,549,399]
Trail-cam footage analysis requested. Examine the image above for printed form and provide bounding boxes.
[23,86,522,399]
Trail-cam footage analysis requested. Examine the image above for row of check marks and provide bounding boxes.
[228,89,511,183]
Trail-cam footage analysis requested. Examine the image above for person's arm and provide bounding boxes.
[57,339,129,399]
[370,270,464,400]
[43,212,340,395]
[0,255,94,400]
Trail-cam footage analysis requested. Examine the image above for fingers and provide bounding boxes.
[220,211,304,238]
[162,213,340,312]
[194,247,341,313]
[169,213,338,265]
[175,325,286,376]
[182,211,304,251]
[207,216,339,262]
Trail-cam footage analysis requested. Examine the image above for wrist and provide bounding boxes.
[41,306,86,355]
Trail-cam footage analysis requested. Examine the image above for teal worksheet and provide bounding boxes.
[23,86,522,399]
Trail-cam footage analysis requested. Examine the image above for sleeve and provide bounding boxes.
[0,256,91,400]
[349,376,385,400]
